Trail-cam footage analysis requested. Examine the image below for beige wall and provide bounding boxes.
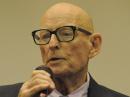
[0,0,130,96]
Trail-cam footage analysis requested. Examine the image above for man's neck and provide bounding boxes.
[54,68,88,95]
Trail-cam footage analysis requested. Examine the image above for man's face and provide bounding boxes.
[39,16,92,77]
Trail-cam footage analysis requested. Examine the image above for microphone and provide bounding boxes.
[34,65,54,97]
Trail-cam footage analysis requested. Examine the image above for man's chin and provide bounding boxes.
[50,67,65,76]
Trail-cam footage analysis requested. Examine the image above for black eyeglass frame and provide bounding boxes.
[32,26,92,45]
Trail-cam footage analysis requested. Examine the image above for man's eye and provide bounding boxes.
[34,34,40,40]
[60,30,73,36]
[42,33,50,39]
[62,32,72,36]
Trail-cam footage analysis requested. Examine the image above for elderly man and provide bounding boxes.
[0,2,128,97]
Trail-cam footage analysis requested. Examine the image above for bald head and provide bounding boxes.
[41,2,94,33]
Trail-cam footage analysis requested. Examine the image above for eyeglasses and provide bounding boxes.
[32,26,92,45]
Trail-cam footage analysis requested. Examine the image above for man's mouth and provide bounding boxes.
[47,57,65,63]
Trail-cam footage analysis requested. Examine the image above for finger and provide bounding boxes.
[31,73,51,82]
[27,79,50,89]
[28,83,50,96]
[32,70,51,78]
[31,73,55,88]
[40,93,46,97]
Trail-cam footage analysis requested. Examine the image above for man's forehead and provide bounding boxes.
[40,2,94,33]
[41,15,80,29]
[43,3,83,16]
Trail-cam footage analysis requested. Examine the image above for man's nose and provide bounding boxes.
[48,34,60,50]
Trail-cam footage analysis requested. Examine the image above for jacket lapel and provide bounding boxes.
[88,75,103,97]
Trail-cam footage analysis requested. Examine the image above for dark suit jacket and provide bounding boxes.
[0,76,129,97]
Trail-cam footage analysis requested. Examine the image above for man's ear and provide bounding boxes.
[89,33,102,59]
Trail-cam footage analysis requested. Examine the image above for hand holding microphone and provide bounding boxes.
[18,66,55,97]
[34,66,54,97]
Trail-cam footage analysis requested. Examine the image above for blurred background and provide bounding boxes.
[0,0,130,96]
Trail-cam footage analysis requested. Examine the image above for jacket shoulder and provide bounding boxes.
[0,83,23,97]
[97,84,129,97]
[88,76,129,97]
